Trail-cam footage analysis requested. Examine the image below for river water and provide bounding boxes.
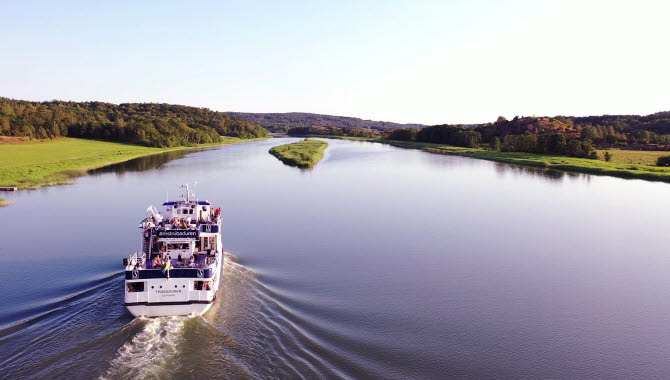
[1,138,670,379]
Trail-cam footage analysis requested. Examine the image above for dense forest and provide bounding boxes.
[225,112,424,132]
[0,98,268,147]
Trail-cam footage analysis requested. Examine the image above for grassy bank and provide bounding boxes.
[295,135,670,182]
[382,140,670,182]
[0,136,267,189]
[269,139,328,168]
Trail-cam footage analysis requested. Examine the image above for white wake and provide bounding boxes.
[101,317,186,380]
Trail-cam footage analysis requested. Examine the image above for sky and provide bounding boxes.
[0,0,668,125]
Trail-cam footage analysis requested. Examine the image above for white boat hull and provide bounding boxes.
[124,253,223,318]
[126,301,215,317]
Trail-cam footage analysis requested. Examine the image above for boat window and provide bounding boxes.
[194,281,212,290]
[168,243,190,250]
[127,282,145,292]
[202,206,208,211]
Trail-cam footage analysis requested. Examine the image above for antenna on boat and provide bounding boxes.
[181,183,190,202]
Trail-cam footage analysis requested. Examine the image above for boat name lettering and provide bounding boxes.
[156,289,182,294]
[157,230,198,238]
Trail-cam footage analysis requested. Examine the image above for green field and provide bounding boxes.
[0,137,266,189]
[269,139,328,168]
[595,149,670,166]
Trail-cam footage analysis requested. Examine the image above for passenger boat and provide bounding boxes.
[122,184,223,317]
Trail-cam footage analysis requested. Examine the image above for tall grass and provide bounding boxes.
[269,139,328,168]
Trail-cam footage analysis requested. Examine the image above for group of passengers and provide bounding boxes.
[177,253,197,267]
[152,254,168,268]
[149,207,222,230]
[196,209,221,224]
[153,253,199,268]
[167,217,192,229]
[197,208,221,224]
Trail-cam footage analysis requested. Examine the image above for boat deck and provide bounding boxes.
[143,254,209,270]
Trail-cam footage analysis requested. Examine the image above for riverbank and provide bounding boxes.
[386,140,670,182]
[293,135,670,182]
[269,139,328,168]
[0,136,268,189]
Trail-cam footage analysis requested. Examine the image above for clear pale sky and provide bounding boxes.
[1,0,668,125]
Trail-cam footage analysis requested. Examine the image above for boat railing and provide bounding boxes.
[161,219,220,230]
[127,252,145,266]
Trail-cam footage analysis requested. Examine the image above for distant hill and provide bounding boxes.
[568,111,670,135]
[224,112,425,132]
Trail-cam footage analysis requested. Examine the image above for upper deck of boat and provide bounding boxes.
[144,255,209,269]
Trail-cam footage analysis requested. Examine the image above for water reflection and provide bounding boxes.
[493,162,568,181]
[89,150,191,175]
[417,149,488,170]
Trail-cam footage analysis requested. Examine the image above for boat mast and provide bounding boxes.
[182,184,190,203]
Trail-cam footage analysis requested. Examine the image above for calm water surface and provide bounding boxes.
[1,138,670,379]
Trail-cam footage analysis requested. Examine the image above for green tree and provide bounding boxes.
[548,133,567,154]
[490,136,501,151]
[567,140,584,157]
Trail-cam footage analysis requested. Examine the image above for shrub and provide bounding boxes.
[657,156,670,166]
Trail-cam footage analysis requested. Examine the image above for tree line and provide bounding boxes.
[0,98,268,147]
[289,111,670,162]
[287,126,382,138]
[386,113,670,160]
[226,112,424,131]
[388,124,599,158]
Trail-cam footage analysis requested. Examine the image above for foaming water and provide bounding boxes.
[103,254,264,380]
[102,317,187,380]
